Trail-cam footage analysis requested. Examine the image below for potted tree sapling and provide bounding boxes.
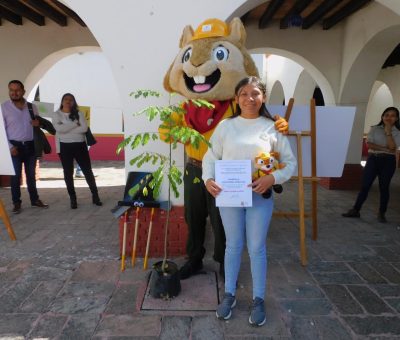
[117,90,212,299]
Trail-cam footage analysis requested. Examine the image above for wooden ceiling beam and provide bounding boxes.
[23,0,67,26]
[0,5,22,25]
[323,0,372,30]
[0,0,44,25]
[259,0,284,29]
[50,0,86,27]
[302,0,343,29]
[280,0,313,29]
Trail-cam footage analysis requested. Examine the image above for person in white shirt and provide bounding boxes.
[342,107,400,223]
[202,77,296,326]
[53,93,102,209]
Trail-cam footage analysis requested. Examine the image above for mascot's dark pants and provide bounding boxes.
[184,163,225,264]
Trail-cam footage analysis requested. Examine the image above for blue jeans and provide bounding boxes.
[10,142,39,204]
[354,154,396,214]
[219,192,273,299]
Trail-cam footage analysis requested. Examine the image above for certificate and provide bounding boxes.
[215,160,252,207]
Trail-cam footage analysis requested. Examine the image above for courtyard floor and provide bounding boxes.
[0,160,400,339]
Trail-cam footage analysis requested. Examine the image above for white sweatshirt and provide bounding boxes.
[53,110,88,143]
[202,116,297,185]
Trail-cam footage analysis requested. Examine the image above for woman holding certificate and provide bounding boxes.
[202,77,296,326]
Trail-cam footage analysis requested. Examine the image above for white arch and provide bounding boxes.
[227,0,267,20]
[339,9,400,104]
[269,80,285,105]
[377,0,400,16]
[365,81,394,132]
[251,47,335,105]
[292,69,317,105]
[25,46,101,96]
[376,65,400,109]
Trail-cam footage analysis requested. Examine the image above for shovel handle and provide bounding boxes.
[120,210,128,272]
[131,207,140,267]
[143,208,155,270]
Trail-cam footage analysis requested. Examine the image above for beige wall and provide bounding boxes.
[0,20,98,102]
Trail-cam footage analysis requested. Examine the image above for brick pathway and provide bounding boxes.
[0,160,399,339]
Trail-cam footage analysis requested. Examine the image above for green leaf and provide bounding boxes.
[116,136,132,154]
[128,184,139,198]
[170,167,183,185]
[142,133,150,146]
[145,106,163,121]
[129,154,144,166]
[151,154,159,165]
[168,174,180,198]
[130,89,161,99]
[137,153,149,167]
[131,134,142,149]
[190,99,215,109]
[193,177,201,184]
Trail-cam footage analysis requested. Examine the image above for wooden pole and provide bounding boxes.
[143,207,155,270]
[310,99,318,240]
[296,133,307,266]
[284,98,295,121]
[120,210,128,272]
[131,207,140,267]
[0,199,16,241]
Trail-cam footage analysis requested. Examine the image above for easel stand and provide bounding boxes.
[273,98,318,266]
[0,198,16,241]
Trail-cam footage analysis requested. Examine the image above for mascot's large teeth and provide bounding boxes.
[193,75,206,84]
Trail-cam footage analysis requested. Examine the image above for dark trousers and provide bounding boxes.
[59,142,98,199]
[354,154,396,214]
[184,163,226,264]
[10,141,39,204]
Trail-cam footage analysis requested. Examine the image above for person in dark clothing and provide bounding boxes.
[343,107,400,223]
[1,80,52,214]
[53,93,102,209]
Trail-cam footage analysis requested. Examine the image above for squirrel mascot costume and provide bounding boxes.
[162,18,288,279]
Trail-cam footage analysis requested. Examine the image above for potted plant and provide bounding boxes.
[118,90,212,299]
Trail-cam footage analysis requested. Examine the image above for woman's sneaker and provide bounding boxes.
[249,297,266,326]
[216,293,236,320]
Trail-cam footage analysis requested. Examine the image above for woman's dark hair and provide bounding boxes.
[231,76,274,120]
[59,93,79,121]
[376,106,400,130]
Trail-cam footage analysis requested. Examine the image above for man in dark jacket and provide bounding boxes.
[1,80,55,214]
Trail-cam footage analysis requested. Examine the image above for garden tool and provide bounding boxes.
[120,210,129,272]
[143,207,155,270]
[131,207,141,267]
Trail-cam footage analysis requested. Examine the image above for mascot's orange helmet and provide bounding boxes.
[191,18,229,41]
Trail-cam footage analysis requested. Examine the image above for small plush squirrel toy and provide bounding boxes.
[253,152,285,199]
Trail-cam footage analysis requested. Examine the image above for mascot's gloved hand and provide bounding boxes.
[274,115,289,135]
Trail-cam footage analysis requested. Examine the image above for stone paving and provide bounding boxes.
[0,160,400,339]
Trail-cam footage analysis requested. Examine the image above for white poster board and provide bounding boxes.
[33,101,55,120]
[0,106,15,175]
[266,105,356,177]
